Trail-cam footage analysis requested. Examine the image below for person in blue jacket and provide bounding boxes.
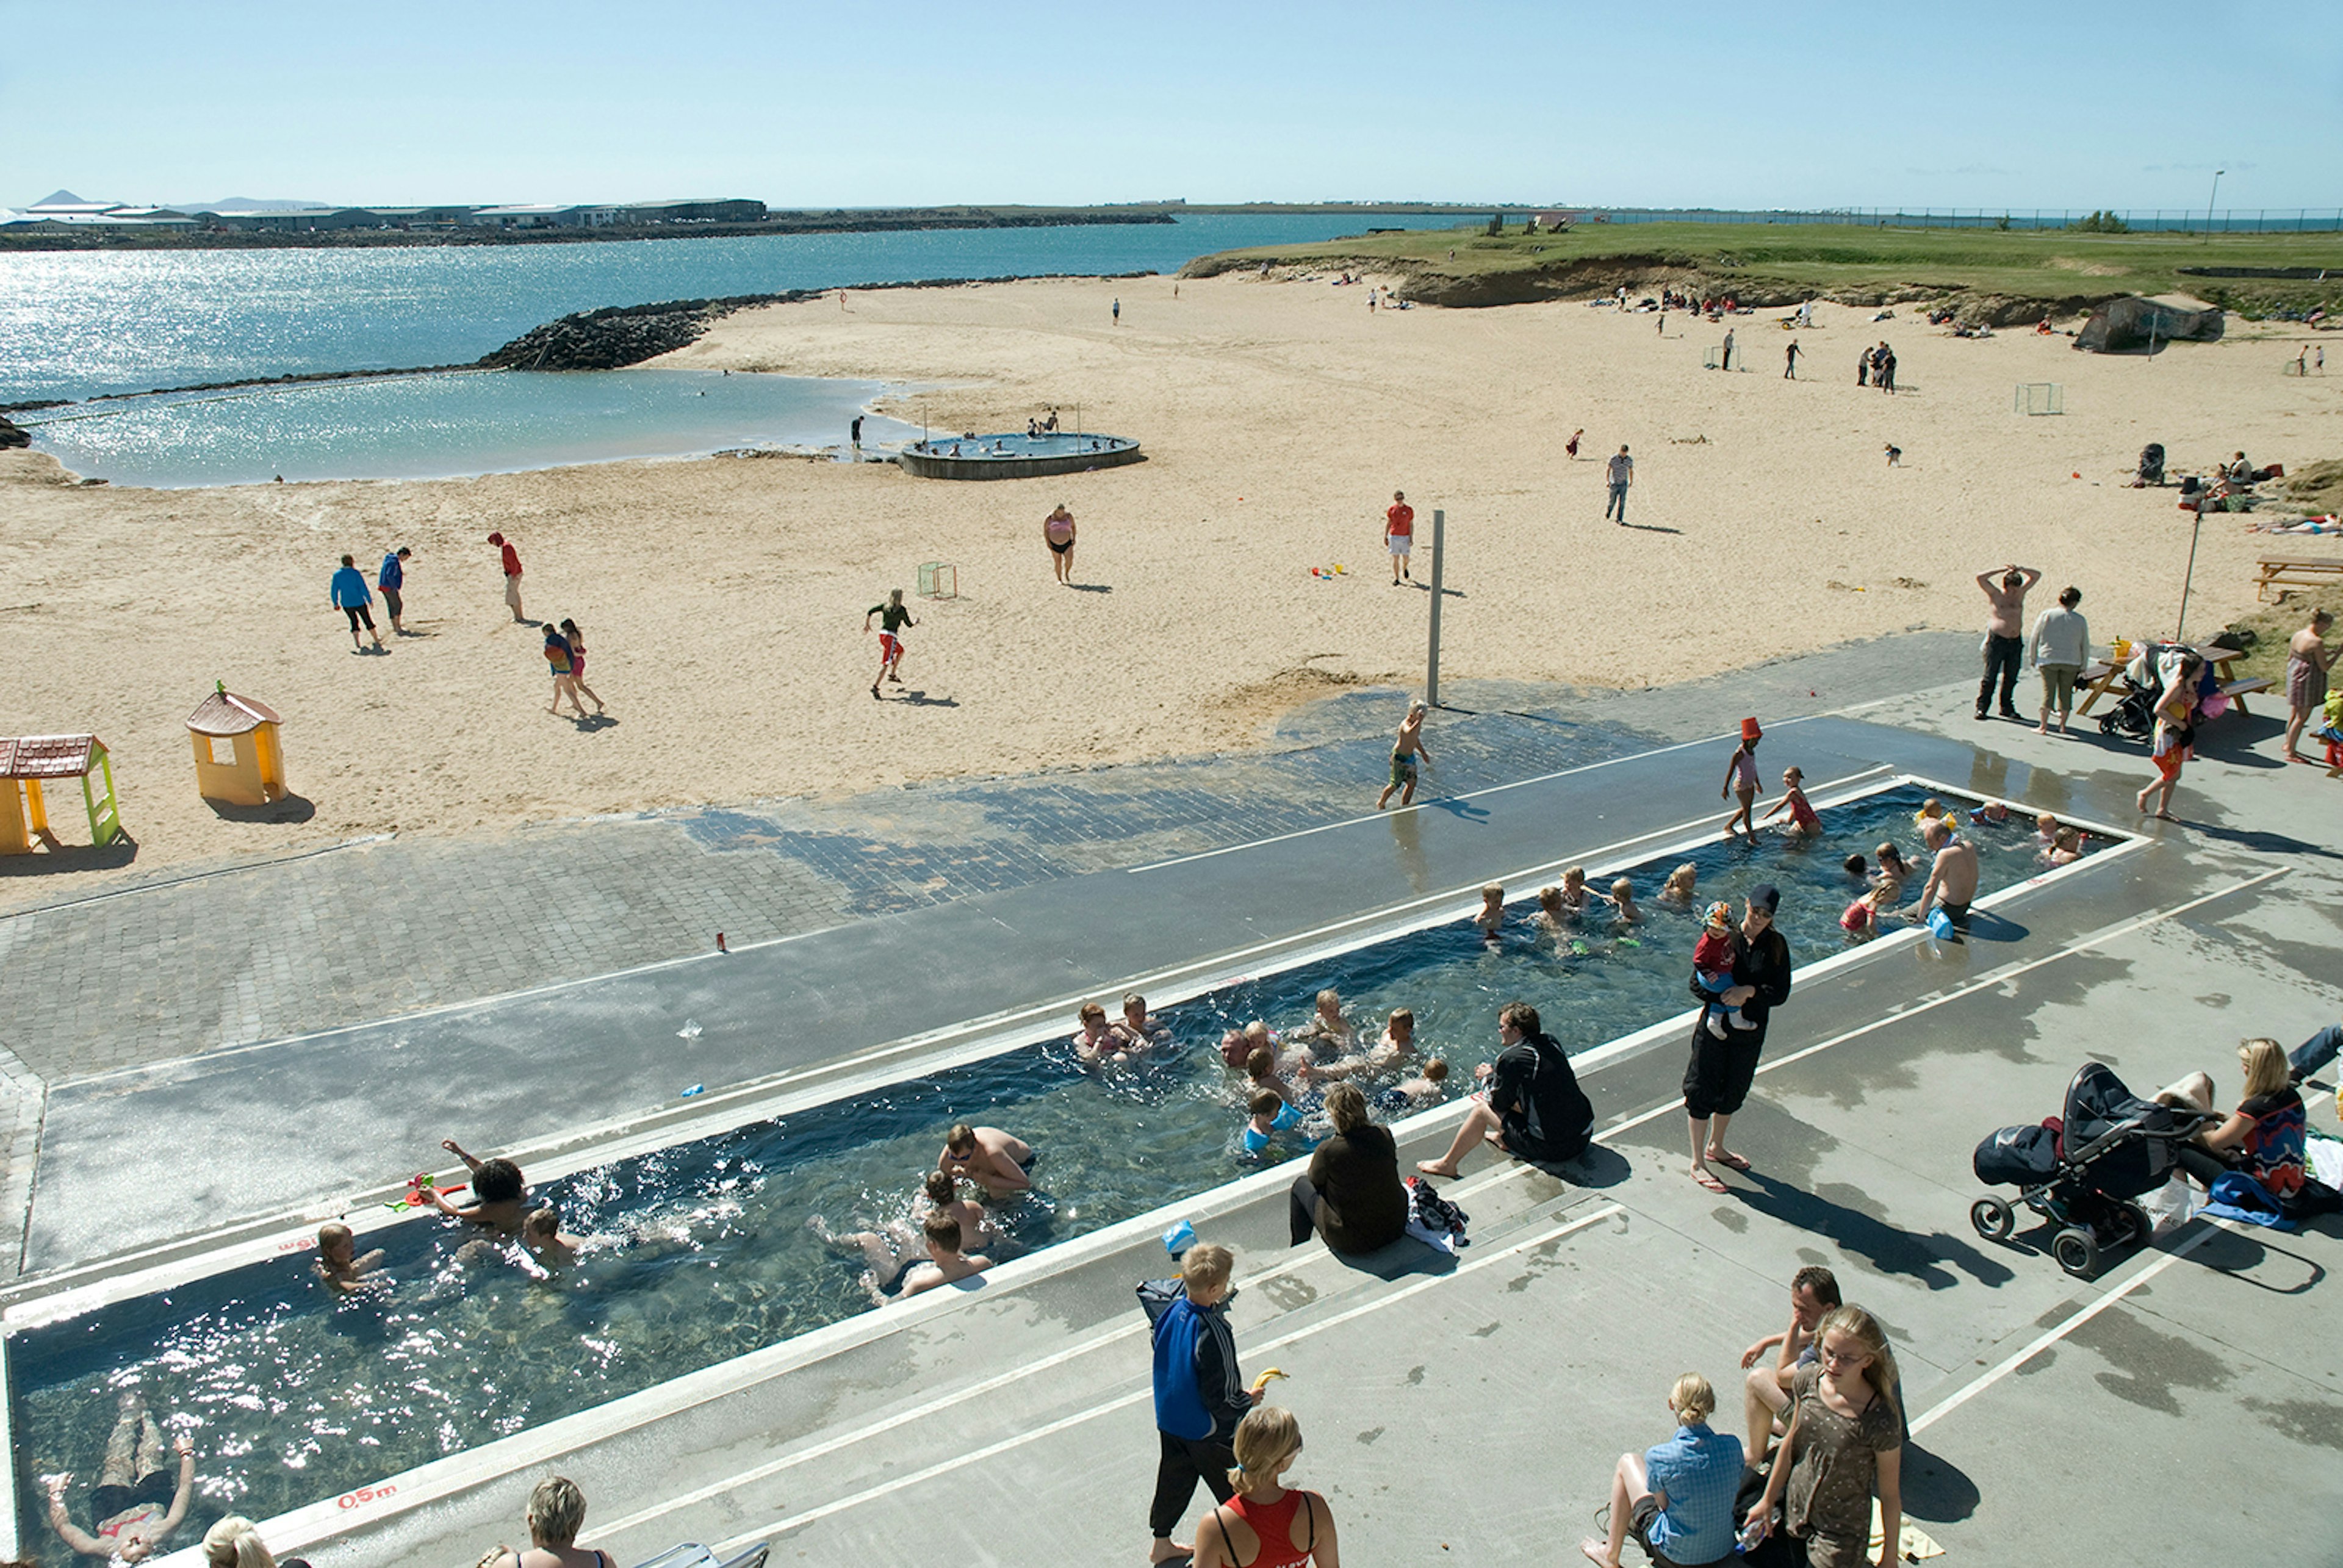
[378,545,412,635]
[1144,1243,1262,1565]
[330,553,383,652]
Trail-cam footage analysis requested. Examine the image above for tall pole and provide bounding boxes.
[2176,506,2203,641]
[1425,509,1447,707]
[2205,170,2224,239]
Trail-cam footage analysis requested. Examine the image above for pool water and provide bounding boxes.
[6,785,2086,1542]
[902,431,1136,459]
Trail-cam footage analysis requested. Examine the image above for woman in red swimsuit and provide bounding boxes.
[1193,1407,1342,1568]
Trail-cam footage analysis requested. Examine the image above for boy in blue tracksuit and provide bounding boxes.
[1144,1243,1259,1564]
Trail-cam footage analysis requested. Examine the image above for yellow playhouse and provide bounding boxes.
[0,734,123,854]
[186,685,289,805]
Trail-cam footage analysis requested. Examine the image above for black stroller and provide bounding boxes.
[1971,1061,2217,1277]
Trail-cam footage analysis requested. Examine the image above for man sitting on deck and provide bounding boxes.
[1417,1001,1593,1176]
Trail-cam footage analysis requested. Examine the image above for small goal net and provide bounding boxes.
[2013,383,2064,415]
[916,562,959,600]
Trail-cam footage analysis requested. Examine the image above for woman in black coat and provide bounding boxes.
[1290,1082,1409,1253]
[1685,883,1791,1192]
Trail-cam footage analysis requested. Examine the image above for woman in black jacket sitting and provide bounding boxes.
[1290,1082,1409,1253]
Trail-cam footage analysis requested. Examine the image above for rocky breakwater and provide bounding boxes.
[0,413,31,450]
[475,292,813,371]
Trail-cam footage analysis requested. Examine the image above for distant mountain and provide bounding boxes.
[182,196,337,213]
[33,189,95,206]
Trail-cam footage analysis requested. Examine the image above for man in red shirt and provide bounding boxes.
[1384,490,1414,584]
[489,531,525,623]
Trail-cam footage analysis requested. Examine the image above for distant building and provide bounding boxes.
[6,190,766,234]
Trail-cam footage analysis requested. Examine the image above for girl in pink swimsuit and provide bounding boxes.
[1761,766,1821,837]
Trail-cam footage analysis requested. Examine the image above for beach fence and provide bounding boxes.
[916,561,959,600]
[2014,383,2064,416]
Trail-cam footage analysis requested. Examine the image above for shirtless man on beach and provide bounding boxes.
[940,1123,1034,1198]
[1907,818,1979,932]
[1975,562,2040,720]
[1377,700,1433,809]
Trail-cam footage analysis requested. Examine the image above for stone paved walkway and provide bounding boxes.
[0,631,1973,1107]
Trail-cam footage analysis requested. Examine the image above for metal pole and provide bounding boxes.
[1425,509,1446,707]
[2176,506,2203,641]
[2205,170,2223,238]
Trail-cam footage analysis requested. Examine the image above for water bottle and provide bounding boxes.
[1737,1515,1769,1555]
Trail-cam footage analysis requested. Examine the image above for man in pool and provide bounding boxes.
[1377,700,1433,810]
[1906,817,1979,933]
[43,1394,196,1564]
[896,1212,994,1301]
[940,1122,1034,1198]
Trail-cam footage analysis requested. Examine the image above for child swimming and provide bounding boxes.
[1914,797,1951,833]
[315,1221,386,1295]
[1967,799,2009,826]
[1291,988,1358,1055]
[1659,863,1699,906]
[1247,1046,1300,1107]
[1220,1018,1273,1068]
[1242,1088,1305,1154]
[2046,825,2084,865]
[1073,1001,1132,1066]
[1693,902,1749,1038]
[522,1205,583,1271]
[1760,765,1820,836]
[1602,877,1641,924]
[1389,1057,1450,1107]
[1721,718,1764,840]
[1843,853,1868,883]
[1475,883,1506,940]
[2033,810,2060,847]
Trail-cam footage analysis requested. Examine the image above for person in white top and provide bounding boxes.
[2028,585,2090,735]
[1605,446,1635,524]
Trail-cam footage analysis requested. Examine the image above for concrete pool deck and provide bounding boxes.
[4,639,2339,1568]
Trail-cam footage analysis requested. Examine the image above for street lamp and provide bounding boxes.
[2204,169,2225,238]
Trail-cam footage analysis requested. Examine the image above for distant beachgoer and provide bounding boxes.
[1721,328,1735,370]
[542,625,586,718]
[1113,297,1121,325]
[1907,818,1979,933]
[480,1475,615,1568]
[430,1138,530,1234]
[1605,445,1633,523]
[1566,428,1583,460]
[851,415,863,448]
[2029,586,2089,735]
[2283,609,2334,763]
[489,531,525,622]
[558,619,606,714]
[1974,562,2040,720]
[1683,886,1790,1192]
[315,1221,386,1295]
[865,588,916,696]
[940,1123,1034,1198]
[1760,765,1819,837]
[1720,717,1763,839]
[1377,700,1431,809]
[1043,503,1078,583]
[1384,489,1414,584]
[331,553,383,653]
[378,545,412,635]
[1878,343,1898,394]
[1884,444,1901,467]
[1416,1001,1594,1176]
[44,1395,195,1565]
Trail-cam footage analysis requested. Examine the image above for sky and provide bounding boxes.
[2,0,2336,214]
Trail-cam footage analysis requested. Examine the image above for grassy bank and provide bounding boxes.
[1182,221,2343,321]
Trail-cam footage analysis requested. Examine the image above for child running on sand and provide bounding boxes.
[1475,883,1507,940]
[1760,766,1820,836]
[863,589,916,697]
[1721,719,1764,839]
[1694,902,1749,1038]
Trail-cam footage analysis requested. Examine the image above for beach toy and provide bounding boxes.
[1251,1367,1289,1391]
[1163,1220,1198,1256]
[1926,909,1956,940]
[1569,939,1591,955]
[680,1084,705,1098]
[1618,937,1642,948]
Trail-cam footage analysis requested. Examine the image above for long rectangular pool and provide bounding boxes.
[5,782,2110,1550]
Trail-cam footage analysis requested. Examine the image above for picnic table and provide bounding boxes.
[2256,556,2343,602]
[2075,644,2267,717]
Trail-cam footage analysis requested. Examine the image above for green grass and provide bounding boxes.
[1183,221,2343,318]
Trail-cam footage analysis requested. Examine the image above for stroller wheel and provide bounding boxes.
[1970,1195,2015,1241]
[2114,1201,2151,1251]
[2052,1226,2100,1278]
[2099,714,2119,736]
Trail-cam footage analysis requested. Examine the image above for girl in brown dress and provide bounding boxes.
[1747,1304,1903,1568]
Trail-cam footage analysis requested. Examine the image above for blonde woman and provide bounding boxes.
[1580,1373,1743,1568]
[1193,1406,1341,1568]
[481,1475,613,1568]
[1747,1306,1902,1568]
[203,1516,310,1568]
[2181,1038,2339,1215]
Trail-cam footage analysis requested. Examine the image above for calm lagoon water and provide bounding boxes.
[1,214,1467,405]
[5,785,2085,1543]
[13,369,918,488]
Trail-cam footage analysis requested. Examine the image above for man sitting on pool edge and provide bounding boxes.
[940,1123,1035,1198]
[1417,1001,1594,1177]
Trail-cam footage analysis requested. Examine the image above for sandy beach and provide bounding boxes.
[2,273,2336,897]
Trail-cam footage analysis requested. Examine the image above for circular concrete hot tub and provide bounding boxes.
[897,431,1142,480]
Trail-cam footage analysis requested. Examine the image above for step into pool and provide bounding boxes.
[5,782,2115,1548]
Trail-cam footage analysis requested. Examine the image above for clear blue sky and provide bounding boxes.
[3,0,2334,212]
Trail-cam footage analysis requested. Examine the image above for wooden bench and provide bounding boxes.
[2221,676,2275,716]
[2256,557,2343,601]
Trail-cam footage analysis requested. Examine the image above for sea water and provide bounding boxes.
[5,785,2085,1543]
[13,369,920,489]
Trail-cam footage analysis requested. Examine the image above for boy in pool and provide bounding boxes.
[1759,766,1820,836]
[1968,799,2009,825]
[1914,797,1952,833]
[1475,883,1506,940]
[1314,1006,1416,1082]
[1242,1088,1305,1154]
[429,1140,530,1235]
[2033,810,2060,847]
[894,1212,993,1301]
[1596,877,1642,925]
[314,1221,386,1295]
[1694,902,1749,1038]
[1247,1046,1302,1106]
[1073,1001,1132,1066]
[1117,992,1170,1051]
[1391,1057,1451,1107]
[1290,989,1358,1055]
[1721,718,1764,839]
[1843,853,1868,883]
[940,1123,1034,1198]
[522,1206,583,1271]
